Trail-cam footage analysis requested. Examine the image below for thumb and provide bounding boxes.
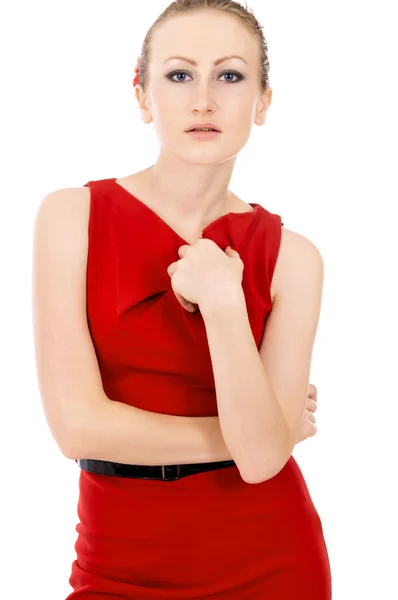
[225,245,239,256]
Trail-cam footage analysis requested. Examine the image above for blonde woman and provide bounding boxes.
[33,1,330,597]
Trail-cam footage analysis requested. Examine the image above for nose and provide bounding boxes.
[189,82,217,114]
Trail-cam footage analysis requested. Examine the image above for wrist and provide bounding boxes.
[200,286,246,320]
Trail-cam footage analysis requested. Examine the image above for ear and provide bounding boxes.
[254,86,272,127]
[135,85,152,125]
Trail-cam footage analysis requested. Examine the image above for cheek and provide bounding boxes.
[222,89,253,114]
[151,98,180,132]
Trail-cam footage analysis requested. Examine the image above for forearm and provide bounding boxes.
[69,399,234,465]
[201,290,293,483]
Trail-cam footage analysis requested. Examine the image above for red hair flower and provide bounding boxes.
[133,56,141,87]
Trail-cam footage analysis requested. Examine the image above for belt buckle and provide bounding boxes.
[161,465,182,481]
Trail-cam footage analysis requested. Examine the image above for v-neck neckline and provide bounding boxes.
[112,177,259,246]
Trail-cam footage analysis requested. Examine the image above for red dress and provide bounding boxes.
[66,177,331,599]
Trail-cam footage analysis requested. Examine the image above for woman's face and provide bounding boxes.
[136,9,272,165]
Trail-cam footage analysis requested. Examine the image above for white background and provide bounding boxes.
[1,1,397,598]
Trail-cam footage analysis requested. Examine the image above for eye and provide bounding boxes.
[166,70,244,84]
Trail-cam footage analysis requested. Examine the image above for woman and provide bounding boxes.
[33,1,330,598]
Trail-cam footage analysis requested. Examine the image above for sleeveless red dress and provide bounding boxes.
[66,177,331,599]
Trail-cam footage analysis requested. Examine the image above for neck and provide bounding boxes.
[145,154,237,222]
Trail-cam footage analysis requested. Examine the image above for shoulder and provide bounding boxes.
[34,187,92,261]
[271,226,324,303]
[35,186,91,225]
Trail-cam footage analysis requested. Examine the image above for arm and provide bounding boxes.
[200,229,324,484]
[71,402,234,465]
[71,386,314,465]
[71,385,312,465]
[32,187,234,466]
[32,190,312,469]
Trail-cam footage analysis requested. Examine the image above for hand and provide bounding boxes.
[166,241,243,312]
[295,384,318,444]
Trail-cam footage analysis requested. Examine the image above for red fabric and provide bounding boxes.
[66,177,331,599]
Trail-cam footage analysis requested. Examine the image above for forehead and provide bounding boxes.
[151,10,258,62]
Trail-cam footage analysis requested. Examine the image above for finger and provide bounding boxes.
[174,291,197,312]
[178,244,191,258]
[301,419,318,440]
[308,425,318,437]
[309,389,317,402]
[225,246,240,256]
[307,399,318,413]
[308,383,317,399]
[306,411,316,424]
[167,262,177,277]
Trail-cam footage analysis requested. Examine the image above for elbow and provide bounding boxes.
[240,465,278,485]
[49,428,80,460]
[241,459,288,484]
[237,454,277,484]
[61,422,91,460]
[64,445,81,461]
[240,471,266,485]
[239,440,294,485]
[62,437,81,461]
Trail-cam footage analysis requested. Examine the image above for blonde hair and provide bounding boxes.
[135,0,270,93]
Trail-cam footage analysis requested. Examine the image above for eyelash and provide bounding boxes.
[166,70,244,84]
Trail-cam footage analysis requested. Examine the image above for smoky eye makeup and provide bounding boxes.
[166,70,245,83]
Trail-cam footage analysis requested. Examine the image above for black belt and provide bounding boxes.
[76,458,236,481]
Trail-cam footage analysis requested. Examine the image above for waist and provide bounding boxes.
[76,458,236,481]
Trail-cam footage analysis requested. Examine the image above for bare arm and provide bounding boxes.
[33,187,234,466]
[33,189,310,469]
[72,401,233,465]
[199,229,323,483]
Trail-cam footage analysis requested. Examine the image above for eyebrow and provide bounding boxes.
[163,55,247,66]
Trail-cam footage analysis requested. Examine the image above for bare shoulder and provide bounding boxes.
[35,185,90,223]
[32,185,105,459]
[271,226,324,303]
[32,187,107,458]
[33,187,92,282]
[33,186,92,259]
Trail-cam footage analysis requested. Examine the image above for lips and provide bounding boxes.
[185,122,221,132]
